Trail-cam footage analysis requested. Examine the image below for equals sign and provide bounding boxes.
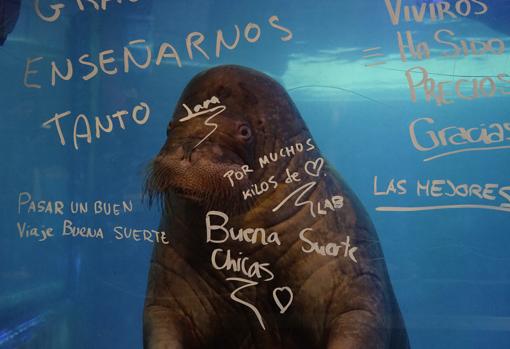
[362,47,386,67]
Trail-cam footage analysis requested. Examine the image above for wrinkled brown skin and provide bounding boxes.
[143,65,410,349]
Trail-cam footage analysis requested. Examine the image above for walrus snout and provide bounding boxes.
[145,142,253,209]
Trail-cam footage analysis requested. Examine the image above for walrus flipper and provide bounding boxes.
[327,311,410,349]
[143,304,183,349]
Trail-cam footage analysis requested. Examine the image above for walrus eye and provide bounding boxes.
[238,124,252,141]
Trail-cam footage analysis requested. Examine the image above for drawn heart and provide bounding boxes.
[273,287,293,314]
[304,157,324,177]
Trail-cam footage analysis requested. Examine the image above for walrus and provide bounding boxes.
[143,65,410,349]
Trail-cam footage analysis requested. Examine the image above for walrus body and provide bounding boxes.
[144,65,410,349]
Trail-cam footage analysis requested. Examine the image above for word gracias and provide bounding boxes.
[409,117,510,157]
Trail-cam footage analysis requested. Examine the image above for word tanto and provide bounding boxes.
[42,101,150,149]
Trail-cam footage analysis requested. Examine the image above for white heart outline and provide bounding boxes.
[304,157,324,177]
[272,286,293,314]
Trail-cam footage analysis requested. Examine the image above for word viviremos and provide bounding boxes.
[409,117,510,161]
[24,16,292,89]
[374,176,510,212]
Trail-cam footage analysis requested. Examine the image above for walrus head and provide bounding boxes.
[145,65,309,213]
